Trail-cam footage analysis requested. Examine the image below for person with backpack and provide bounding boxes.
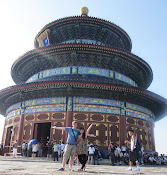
[52,121,80,171]
[124,129,140,171]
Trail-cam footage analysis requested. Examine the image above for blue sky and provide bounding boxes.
[0,0,167,155]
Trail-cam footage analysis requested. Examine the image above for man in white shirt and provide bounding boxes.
[121,144,126,155]
[53,141,59,161]
[116,146,122,165]
[124,129,140,171]
[164,156,167,165]
[148,155,156,165]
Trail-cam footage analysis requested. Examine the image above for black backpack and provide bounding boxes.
[136,138,141,151]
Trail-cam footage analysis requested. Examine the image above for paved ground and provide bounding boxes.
[0,156,167,175]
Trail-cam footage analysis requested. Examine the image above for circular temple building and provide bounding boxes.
[1,7,167,156]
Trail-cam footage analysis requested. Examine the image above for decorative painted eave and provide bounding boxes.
[12,44,151,70]
[0,81,166,121]
[11,44,153,88]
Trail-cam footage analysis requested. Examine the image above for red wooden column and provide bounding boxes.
[120,115,126,147]
[120,103,126,147]
[33,123,38,140]
[1,119,6,144]
[17,114,25,153]
[66,111,73,127]
[1,120,6,155]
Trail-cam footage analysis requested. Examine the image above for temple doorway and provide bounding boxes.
[33,122,51,144]
[5,126,13,153]
[33,122,51,156]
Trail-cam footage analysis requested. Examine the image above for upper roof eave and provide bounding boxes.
[11,44,153,88]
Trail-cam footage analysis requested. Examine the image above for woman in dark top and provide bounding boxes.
[77,123,96,171]
[46,141,53,159]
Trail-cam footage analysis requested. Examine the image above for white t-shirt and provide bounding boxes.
[116,147,121,155]
[131,137,137,150]
[149,157,156,162]
[61,144,65,151]
[88,146,95,154]
[121,146,126,152]
[32,144,38,152]
[164,157,167,163]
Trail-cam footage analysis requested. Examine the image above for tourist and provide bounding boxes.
[109,143,115,166]
[164,156,167,165]
[21,142,24,156]
[53,141,59,161]
[77,124,96,171]
[22,142,27,157]
[143,154,149,164]
[124,129,140,171]
[12,140,18,157]
[87,144,95,165]
[93,145,100,165]
[51,121,80,171]
[140,144,144,165]
[124,152,129,165]
[121,144,126,155]
[120,151,124,161]
[98,150,103,160]
[155,155,162,165]
[46,141,53,159]
[115,145,121,165]
[25,142,28,156]
[27,143,32,157]
[32,143,38,158]
[148,155,156,165]
[37,142,43,157]
[60,142,65,158]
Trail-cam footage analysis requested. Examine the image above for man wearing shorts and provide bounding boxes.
[124,129,140,171]
[52,121,80,171]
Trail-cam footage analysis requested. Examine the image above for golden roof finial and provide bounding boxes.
[80,7,89,17]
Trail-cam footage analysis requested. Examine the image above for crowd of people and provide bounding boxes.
[9,137,167,169]
[20,140,65,161]
[108,142,167,167]
[0,121,167,172]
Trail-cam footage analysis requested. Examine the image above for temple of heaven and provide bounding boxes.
[1,7,167,155]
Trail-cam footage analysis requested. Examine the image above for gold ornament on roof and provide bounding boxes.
[80,7,89,17]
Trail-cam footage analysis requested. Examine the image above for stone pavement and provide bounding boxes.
[0,156,167,175]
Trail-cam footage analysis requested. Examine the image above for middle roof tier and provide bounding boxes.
[11,44,153,89]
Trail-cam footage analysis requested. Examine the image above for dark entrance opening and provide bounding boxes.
[33,122,51,155]
[33,122,51,144]
[5,126,13,153]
